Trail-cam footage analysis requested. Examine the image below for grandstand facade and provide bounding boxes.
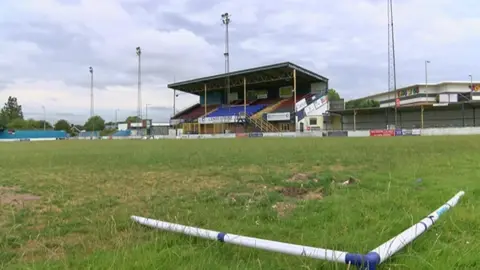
[330,81,480,130]
[169,62,330,134]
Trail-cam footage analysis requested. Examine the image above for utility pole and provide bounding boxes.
[469,74,474,94]
[173,75,176,117]
[387,0,398,128]
[89,66,95,136]
[425,60,430,102]
[145,103,151,122]
[41,105,46,130]
[221,13,231,105]
[115,109,119,129]
[145,103,151,136]
[136,46,142,135]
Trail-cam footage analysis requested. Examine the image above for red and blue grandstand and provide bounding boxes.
[169,62,331,134]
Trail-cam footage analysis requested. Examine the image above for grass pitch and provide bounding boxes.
[0,137,478,269]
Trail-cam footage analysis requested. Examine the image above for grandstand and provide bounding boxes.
[169,62,330,134]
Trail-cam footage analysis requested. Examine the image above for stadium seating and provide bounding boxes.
[112,130,132,137]
[174,104,219,120]
[230,100,243,105]
[272,93,312,113]
[206,105,266,117]
[250,98,282,105]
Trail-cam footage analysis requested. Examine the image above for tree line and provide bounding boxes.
[0,92,378,134]
[0,96,142,135]
[327,89,379,109]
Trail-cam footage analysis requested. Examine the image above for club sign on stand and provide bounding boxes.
[369,129,395,137]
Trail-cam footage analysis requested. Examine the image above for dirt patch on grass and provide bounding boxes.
[276,186,324,200]
[329,163,346,172]
[272,202,297,217]
[286,173,320,184]
[17,232,87,262]
[0,186,40,207]
[272,187,324,217]
[287,173,309,183]
[238,165,264,174]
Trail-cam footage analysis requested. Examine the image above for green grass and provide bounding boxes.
[0,137,478,270]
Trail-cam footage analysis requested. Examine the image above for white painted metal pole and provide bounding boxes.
[131,215,348,263]
[371,191,465,264]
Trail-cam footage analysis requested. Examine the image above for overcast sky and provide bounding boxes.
[0,0,479,124]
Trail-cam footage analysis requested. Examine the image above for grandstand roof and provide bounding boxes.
[167,62,328,94]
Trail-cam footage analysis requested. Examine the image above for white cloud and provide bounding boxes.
[0,0,479,123]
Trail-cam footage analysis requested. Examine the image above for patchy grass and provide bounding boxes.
[0,136,478,269]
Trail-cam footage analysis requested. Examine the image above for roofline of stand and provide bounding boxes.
[352,81,479,102]
[167,62,329,91]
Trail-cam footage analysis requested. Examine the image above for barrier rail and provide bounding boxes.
[4,126,480,142]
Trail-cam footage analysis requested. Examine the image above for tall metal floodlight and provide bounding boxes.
[136,46,142,134]
[89,66,94,118]
[387,0,398,127]
[89,66,95,134]
[221,13,231,105]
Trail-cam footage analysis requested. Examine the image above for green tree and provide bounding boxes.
[83,115,105,131]
[327,89,341,101]
[0,114,8,130]
[125,116,141,122]
[22,119,53,129]
[7,118,27,129]
[38,120,53,129]
[345,99,380,109]
[54,119,71,131]
[0,96,24,122]
[25,119,40,129]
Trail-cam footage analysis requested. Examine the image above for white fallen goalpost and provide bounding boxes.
[131,191,464,270]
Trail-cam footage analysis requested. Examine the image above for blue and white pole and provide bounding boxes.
[345,191,465,269]
[131,191,464,270]
[130,215,349,263]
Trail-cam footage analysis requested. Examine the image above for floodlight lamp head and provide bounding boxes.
[221,13,230,24]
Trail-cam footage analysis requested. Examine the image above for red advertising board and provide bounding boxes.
[370,129,395,137]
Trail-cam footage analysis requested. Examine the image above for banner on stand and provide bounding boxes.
[370,129,395,137]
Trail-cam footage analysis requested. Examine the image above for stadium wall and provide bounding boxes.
[5,126,480,142]
[0,130,67,140]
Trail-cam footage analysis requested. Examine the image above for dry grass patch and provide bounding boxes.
[272,186,324,217]
[272,202,297,217]
[0,186,41,207]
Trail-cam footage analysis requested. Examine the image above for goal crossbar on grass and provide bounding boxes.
[131,191,465,270]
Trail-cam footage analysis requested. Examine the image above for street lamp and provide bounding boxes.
[145,103,151,137]
[173,91,186,116]
[145,103,151,121]
[41,105,46,130]
[221,13,231,104]
[136,47,142,128]
[425,60,430,102]
[89,66,95,136]
[115,109,120,129]
[469,74,474,91]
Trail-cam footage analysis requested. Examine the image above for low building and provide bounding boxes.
[358,81,478,108]
[328,81,480,130]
